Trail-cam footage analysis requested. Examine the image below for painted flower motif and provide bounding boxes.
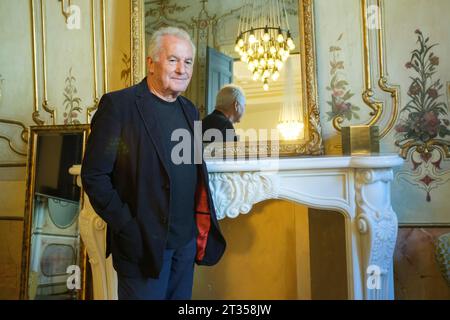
[395,124,407,133]
[408,83,421,96]
[326,34,361,122]
[335,101,352,113]
[427,88,438,99]
[333,89,344,97]
[395,30,450,143]
[121,52,131,86]
[429,56,439,66]
[423,111,440,136]
[63,68,82,124]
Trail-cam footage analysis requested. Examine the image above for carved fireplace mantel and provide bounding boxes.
[71,154,403,300]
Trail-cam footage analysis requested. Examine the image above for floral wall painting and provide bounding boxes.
[394,30,450,203]
[326,33,361,123]
[120,52,131,87]
[312,0,366,156]
[395,30,450,147]
[63,68,82,125]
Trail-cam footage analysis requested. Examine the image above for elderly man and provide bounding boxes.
[202,84,246,143]
[81,27,226,300]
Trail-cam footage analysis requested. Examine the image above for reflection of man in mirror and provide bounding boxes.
[202,84,246,143]
[81,27,226,300]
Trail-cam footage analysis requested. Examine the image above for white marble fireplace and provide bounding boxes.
[71,154,403,300]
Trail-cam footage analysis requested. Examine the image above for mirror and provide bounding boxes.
[20,125,90,300]
[131,0,323,157]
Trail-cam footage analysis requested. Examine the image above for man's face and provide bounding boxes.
[233,101,245,123]
[147,35,194,99]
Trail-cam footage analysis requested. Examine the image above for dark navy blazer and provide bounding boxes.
[81,79,226,278]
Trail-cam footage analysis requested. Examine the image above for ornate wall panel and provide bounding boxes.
[314,0,450,225]
[0,0,109,169]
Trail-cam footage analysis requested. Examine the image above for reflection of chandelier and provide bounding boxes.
[277,57,304,140]
[235,0,295,91]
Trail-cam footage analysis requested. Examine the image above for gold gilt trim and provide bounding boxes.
[301,0,323,154]
[59,0,72,22]
[30,0,44,125]
[20,125,41,300]
[376,0,399,138]
[40,0,57,124]
[0,119,28,156]
[0,163,26,168]
[0,136,27,156]
[333,0,382,132]
[0,216,24,221]
[86,0,100,122]
[102,0,108,94]
[33,0,105,124]
[131,0,145,85]
[20,124,90,300]
[332,0,398,136]
[87,0,108,122]
[397,139,450,159]
[361,0,383,127]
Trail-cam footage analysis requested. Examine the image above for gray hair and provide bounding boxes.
[215,84,246,109]
[147,27,196,61]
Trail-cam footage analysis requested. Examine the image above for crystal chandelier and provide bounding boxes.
[235,0,295,91]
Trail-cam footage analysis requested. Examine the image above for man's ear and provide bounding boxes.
[233,100,239,111]
[147,56,154,74]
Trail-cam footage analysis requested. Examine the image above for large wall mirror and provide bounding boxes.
[20,125,90,300]
[131,0,323,157]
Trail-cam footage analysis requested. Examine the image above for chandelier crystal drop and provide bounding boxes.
[235,0,296,91]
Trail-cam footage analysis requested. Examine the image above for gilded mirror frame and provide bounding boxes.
[20,124,90,300]
[130,0,323,157]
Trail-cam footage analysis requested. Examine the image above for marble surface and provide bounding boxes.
[394,227,450,299]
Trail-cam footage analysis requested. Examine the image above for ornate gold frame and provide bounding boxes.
[29,0,107,125]
[20,124,90,300]
[331,0,399,139]
[131,0,323,157]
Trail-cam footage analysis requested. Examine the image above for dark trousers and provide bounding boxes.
[117,237,197,300]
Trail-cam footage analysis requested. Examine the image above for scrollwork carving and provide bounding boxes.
[355,168,398,298]
[209,172,279,219]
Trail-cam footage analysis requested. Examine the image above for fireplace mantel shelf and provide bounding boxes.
[206,154,403,172]
[71,153,403,300]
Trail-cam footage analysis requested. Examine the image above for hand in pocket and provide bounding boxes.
[116,218,143,262]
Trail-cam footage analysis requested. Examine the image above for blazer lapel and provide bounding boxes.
[135,79,172,178]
